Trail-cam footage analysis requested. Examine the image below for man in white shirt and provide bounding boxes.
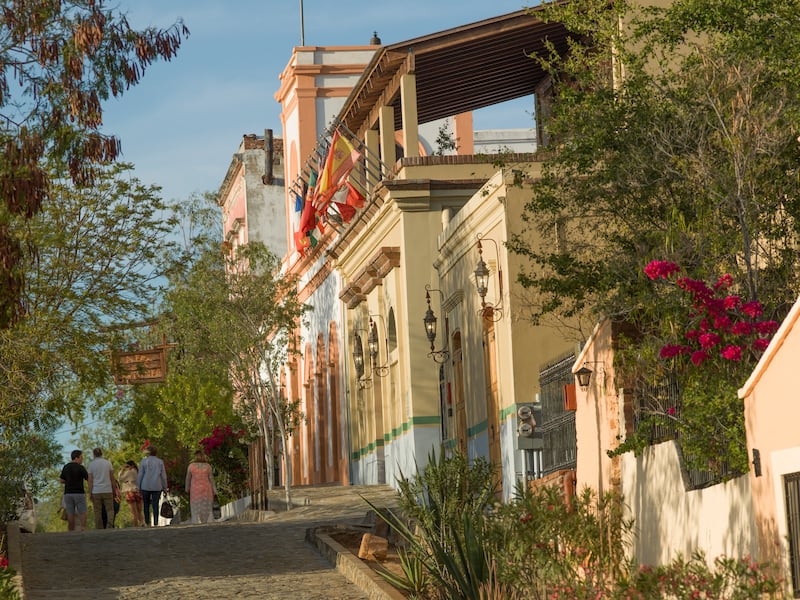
[87,447,119,529]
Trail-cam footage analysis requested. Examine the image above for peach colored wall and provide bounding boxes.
[573,319,622,497]
[575,319,757,567]
[740,296,800,574]
[621,443,756,566]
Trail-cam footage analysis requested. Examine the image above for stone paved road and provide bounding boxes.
[16,485,399,600]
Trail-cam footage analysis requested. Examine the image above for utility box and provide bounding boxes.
[515,402,543,450]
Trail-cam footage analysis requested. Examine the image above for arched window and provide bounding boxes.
[387,308,398,354]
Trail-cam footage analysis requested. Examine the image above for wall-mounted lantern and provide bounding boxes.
[423,285,449,364]
[474,234,503,321]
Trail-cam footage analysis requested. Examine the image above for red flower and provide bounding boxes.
[698,332,720,349]
[714,274,733,290]
[723,295,741,309]
[677,278,713,301]
[741,301,763,318]
[753,338,771,351]
[732,322,752,335]
[660,344,688,359]
[644,260,680,280]
[754,320,779,335]
[205,409,214,417]
[667,407,676,416]
[691,350,708,366]
[720,345,743,361]
[713,315,731,331]
[0,555,8,569]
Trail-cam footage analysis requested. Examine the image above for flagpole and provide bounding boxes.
[299,0,305,46]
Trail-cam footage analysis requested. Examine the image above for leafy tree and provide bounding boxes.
[162,240,308,508]
[0,162,174,523]
[151,195,308,507]
[508,0,800,473]
[0,0,188,329]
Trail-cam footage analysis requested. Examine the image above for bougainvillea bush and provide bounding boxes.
[614,261,779,477]
[199,424,249,500]
[0,552,20,600]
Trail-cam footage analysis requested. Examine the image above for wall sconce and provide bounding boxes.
[474,234,503,322]
[368,316,389,377]
[352,332,371,389]
[423,285,449,364]
[575,361,605,389]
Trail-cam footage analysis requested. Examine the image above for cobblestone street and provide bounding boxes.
[13,485,400,600]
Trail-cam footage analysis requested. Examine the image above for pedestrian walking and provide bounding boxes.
[118,460,144,527]
[185,450,217,524]
[58,449,88,532]
[137,445,167,527]
[87,447,119,529]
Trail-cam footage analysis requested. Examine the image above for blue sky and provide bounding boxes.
[101,0,538,204]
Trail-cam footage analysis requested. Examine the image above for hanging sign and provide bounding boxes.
[111,346,168,384]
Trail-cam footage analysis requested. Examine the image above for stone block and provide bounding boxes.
[357,532,388,561]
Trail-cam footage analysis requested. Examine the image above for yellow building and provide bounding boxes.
[267,9,578,496]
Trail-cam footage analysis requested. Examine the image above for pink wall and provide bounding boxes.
[740,295,800,571]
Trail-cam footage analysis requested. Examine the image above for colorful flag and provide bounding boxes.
[345,180,366,208]
[313,129,361,212]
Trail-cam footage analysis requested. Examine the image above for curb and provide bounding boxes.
[307,528,406,600]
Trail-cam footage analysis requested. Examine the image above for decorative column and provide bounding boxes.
[400,73,419,158]
[378,105,396,176]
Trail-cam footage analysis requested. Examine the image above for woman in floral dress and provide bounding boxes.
[185,450,217,524]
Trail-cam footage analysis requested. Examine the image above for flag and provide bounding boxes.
[294,230,311,255]
[333,202,357,223]
[313,129,361,212]
[330,185,355,222]
[291,188,304,231]
[345,180,365,208]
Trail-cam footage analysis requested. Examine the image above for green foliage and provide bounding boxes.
[0,556,20,600]
[367,454,781,599]
[366,451,498,599]
[509,0,800,479]
[619,553,782,599]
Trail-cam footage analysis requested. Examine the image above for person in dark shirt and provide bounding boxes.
[59,449,88,532]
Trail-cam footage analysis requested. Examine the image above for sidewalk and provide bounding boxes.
[9,484,402,600]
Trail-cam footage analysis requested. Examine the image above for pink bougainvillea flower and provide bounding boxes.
[685,329,698,340]
[754,320,779,335]
[720,345,743,361]
[732,321,752,335]
[659,344,686,359]
[698,332,720,349]
[714,274,733,290]
[691,350,708,366]
[713,315,731,331]
[723,295,741,310]
[677,278,713,301]
[741,301,763,319]
[644,260,680,280]
[753,338,771,351]
[704,297,726,317]
[699,319,711,332]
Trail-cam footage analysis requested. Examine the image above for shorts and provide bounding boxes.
[63,493,87,515]
[126,490,142,502]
